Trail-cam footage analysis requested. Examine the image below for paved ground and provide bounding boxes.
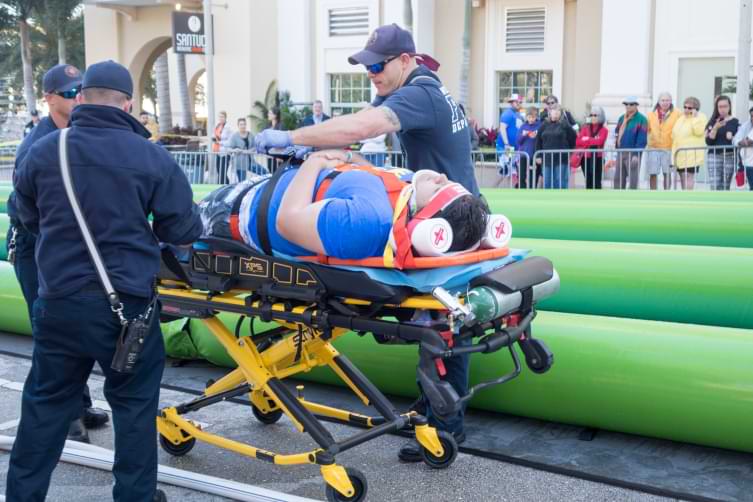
[0,352,680,502]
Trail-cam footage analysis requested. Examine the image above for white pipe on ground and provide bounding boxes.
[0,436,314,502]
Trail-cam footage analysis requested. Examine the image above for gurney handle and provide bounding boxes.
[443,311,535,358]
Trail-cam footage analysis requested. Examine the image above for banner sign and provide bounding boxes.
[172,11,207,54]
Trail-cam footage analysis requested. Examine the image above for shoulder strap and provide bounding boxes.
[58,128,125,320]
[256,165,288,256]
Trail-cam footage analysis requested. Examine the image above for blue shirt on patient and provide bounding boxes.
[247,168,394,259]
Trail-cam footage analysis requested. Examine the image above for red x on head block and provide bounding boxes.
[494,221,506,240]
[433,227,445,246]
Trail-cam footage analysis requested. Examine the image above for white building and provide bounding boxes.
[83,0,753,128]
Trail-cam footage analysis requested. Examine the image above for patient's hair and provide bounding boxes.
[438,195,490,252]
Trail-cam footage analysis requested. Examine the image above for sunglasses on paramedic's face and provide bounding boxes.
[56,87,80,99]
[365,56,399,75]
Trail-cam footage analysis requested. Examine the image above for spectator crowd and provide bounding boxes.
[489,91,753,191]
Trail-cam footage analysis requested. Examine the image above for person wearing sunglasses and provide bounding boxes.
[671,97,707,190]
[5,64,110,446]
[255,23,479,197]
[614,96,648,190]
[574,106,608,189]
[255,23,478,461]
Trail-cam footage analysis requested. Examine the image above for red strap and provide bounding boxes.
[229,214,242,241]
[434,358,447,377]
[439,329,454,348]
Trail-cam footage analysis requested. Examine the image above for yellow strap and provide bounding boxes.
[382,185,413,268]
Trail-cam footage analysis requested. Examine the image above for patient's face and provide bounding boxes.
[414,170,450,209]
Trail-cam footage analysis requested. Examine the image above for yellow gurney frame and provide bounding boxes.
[155,238,555,502]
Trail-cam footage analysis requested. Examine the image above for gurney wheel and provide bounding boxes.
[252,404,284,425]
[420,431,458,469]
[159,431,196,457]
[325,467,367,502]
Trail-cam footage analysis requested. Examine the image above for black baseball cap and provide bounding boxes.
[348,23,440,71]
[42,64,83,94]
[82,60,133,98]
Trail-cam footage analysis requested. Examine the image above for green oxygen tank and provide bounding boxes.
[466,286,511,324]
[464,269,561,325]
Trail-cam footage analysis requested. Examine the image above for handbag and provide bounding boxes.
[58,128,157,374]
[736,167,746,188]
[569,151,583,170]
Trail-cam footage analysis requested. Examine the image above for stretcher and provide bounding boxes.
[155,236,558,502]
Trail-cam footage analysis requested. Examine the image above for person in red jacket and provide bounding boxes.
[575,106,608,189]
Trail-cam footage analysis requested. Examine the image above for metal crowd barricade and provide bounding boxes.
[672,145,746,191]
[471,150,531,188]
[531,147,679,190]
[0,146,16,182]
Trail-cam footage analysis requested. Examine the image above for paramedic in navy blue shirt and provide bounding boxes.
[255,23,479,197]
[6,63,110,444]
[7,60,202,502]
[255,23,477,461]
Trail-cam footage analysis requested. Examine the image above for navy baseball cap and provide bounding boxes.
[82,60,133,98]
[42,64,83,94]
[348,23,440,71]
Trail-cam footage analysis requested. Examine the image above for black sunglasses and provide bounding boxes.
[589,114,599,117]
[56,87,80,99]
[683,105,695,110]
[545,101,556,105]
[365,56,399,75]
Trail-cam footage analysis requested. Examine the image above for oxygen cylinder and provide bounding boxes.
[466,286,523,324]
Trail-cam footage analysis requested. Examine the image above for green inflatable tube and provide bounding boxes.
[182,310,753,453]
[0,261,31,334]
[484,190,753,248]
[511,237,753,329]
[0,214,8,260]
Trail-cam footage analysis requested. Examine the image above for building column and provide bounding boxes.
[277,0,313,104]
[591,0,653,121]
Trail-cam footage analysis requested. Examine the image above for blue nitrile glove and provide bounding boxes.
[293,146,313,159]
[255,129,293,153]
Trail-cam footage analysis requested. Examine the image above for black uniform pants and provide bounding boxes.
[7,225,94,413]
[6,289,165,502]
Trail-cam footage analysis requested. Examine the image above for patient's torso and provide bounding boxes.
[247,168,394,258]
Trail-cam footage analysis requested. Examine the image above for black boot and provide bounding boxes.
[82,407,109,429]
[67,418,90,443]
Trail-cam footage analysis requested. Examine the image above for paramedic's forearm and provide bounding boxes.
[290,107,400,147]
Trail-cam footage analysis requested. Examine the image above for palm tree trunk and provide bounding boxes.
[154,52,173,133]
[403,0,413,32]
[175,53,193,129]
[458,0,471,108]
[18,19,35,113]
[57,26,67,64]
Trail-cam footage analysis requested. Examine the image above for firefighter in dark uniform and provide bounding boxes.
[6,63,109,443]
[6,60,203,502]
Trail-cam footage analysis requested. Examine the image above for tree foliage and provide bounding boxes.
[248,80,310,132]
[0,1,84,104]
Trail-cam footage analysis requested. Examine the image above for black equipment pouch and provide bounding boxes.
[111,296,158,374]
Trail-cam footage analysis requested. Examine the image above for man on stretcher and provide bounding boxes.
[199,149,505,265]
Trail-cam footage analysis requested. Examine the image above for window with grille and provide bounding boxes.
[505,8,546,53]
[329,73,371,115]
[328,6,369,37]
[497,70,552,109]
